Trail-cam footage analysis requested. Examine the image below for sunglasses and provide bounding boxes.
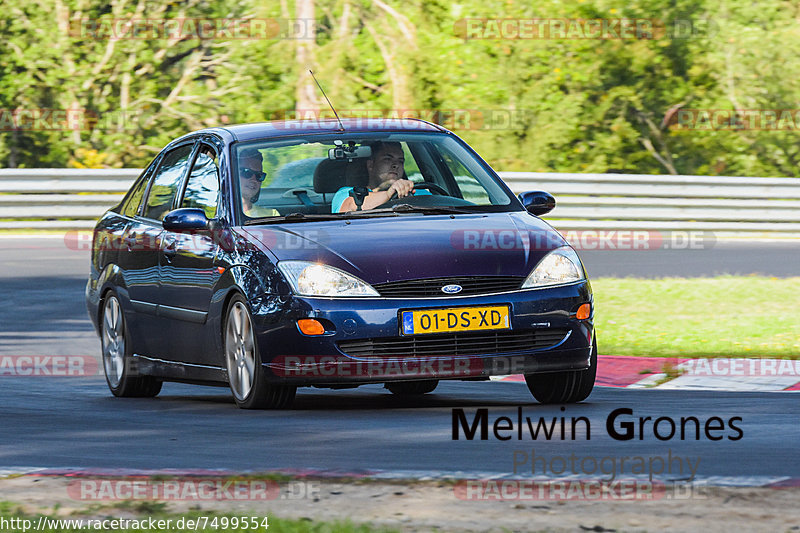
[241,167,267,182]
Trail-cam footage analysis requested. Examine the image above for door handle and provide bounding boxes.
[163,239,177,261]
[124,233,138,251]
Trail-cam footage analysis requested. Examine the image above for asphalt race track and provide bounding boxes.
[1,236,798,482]
[1,377,799,481]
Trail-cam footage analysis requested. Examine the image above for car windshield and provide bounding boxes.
[232,133,517,222]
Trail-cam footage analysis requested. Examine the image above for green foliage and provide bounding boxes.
[0,0,798,176]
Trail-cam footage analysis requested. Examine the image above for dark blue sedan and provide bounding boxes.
[86,118,596,409]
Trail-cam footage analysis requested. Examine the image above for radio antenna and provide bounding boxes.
[309,69,345,132]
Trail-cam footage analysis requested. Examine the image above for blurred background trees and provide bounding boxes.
[0,0,798,176]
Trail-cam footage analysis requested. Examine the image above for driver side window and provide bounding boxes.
[142,144,194,221]
[181,145,220,219]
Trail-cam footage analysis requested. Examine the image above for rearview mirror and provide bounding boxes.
[518,191,556,216]
[163,208,211,231]
[328,141,372,161]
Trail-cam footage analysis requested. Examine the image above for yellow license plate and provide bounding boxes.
[401,305,510,335]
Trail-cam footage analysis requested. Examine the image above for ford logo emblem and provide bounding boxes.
[441,284,463,294]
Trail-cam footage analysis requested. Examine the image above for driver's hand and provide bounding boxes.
[388,179,414,198]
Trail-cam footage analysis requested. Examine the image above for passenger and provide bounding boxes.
[238,148,278,217]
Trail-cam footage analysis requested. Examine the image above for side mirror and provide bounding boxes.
[518,191,556,216]
[163,208,211,231]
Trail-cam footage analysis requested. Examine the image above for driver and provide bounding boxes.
[332,141,429,213]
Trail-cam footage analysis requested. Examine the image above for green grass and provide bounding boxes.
[593,276,800,358]
[0,501,398,533]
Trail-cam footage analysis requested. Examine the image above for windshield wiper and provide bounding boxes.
[244,211,400,225]
[379,204,473,215]
[244,212,342,225]
[244,205,473,225]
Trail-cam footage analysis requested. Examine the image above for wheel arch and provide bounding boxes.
[88,262,125,335]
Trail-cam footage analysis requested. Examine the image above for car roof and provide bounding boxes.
[171,118,448,145]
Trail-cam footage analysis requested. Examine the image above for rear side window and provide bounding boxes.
[180,146,220,219]
[119,156,161,217]
[142,144,194,221]
[120,172,150,218]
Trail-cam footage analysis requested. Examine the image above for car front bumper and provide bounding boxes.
[251,281,594,386]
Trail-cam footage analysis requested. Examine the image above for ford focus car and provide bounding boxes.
[86,118,596,409]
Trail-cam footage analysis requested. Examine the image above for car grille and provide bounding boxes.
[337,329,569,358]
[372,276,525,298]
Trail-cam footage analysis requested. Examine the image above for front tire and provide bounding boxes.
[525,337,597,404]
[224,294,296,409]
[101,292,162,398]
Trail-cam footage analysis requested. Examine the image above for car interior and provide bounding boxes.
[238,139,496,218]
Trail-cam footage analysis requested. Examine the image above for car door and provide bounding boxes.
[124,141,196,359]
[158,142,222,365]
[107,159,157,353]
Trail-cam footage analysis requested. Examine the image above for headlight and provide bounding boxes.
[521,246,585,289]
[277,261,379,297]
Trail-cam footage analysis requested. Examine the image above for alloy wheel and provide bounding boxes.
[102,296,125,388]
[225,301,256,401]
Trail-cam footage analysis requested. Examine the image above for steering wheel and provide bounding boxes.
[389,181,449,200]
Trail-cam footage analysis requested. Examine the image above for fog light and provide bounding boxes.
[576,303,591,320]
[297,319,326,335]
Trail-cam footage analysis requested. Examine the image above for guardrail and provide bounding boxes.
[0,169,140,230]
[1,169,800,235]
[501,172,800,234]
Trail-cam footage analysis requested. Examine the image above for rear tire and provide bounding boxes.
[385,380,439,395]
[101,292,162,398]
[525,337,597,404]
[224,294,296,409]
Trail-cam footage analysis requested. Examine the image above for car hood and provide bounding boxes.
[240,212,568,284]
